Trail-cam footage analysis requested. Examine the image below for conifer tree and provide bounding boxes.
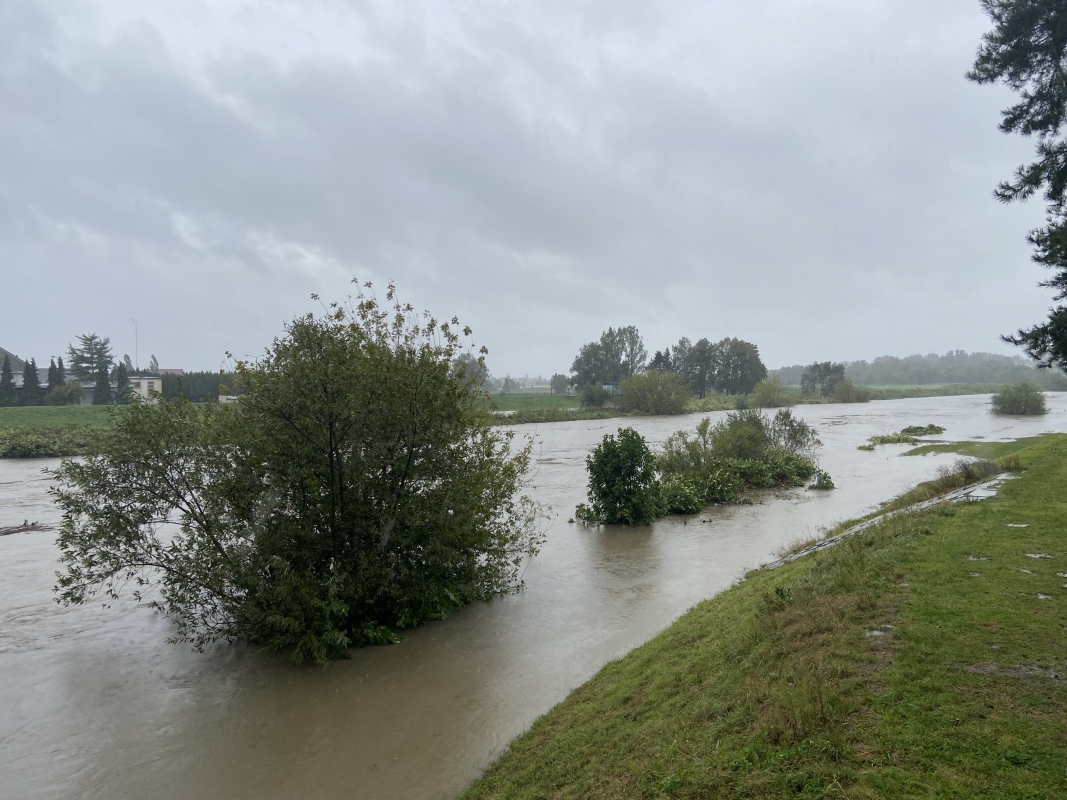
[970,1,1067,371]
[92,361,112,405]
[0,356,16,407]
[47,358,59,393]
[68,334,113,381]
[20,358,43,406]
[115,363,131,405]
[56,356,67,387]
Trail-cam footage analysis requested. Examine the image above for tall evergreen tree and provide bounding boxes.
[56,356,67,387]
[0,356,16,407]
[20,358,43,406]
[92,361,112,405]
[115,363,131,404]
[148,354,159,373]
[67,334,113,381]
[970,0,1067,372]
[47,358,59,393]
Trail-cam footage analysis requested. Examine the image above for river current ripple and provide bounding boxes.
[2,393,1065,800]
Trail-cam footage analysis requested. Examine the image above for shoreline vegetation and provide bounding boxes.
[489,382,1051,427]
[462,433,1067,798]
[0,382,1059,457]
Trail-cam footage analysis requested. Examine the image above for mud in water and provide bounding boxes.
[2,393,1066,800]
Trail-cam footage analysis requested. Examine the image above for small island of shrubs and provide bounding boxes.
[575,409,827,525]
[991,382,1047,415]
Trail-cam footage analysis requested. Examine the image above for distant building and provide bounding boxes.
[128,375,163,403]
[0,346,48,388]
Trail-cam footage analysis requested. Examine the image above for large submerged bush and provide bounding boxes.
[618,370,692,415]
[576,427,661,525]
[991,382,1047,415]
[52,285,544,664]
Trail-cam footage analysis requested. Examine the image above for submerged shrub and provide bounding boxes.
[619,370,692,415]
[811,471,835,490]
[832,380,871,403]
[767,409,821,456]
[52,284,545,664]
[576,427,661,525]
[751,375,792,408]
[707,409,770,461]
[0,426,99,458]
[991,382,1047,415]
[900,424,945,436]
[578,384,611,408]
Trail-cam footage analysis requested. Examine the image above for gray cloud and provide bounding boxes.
[0,0,1052,375]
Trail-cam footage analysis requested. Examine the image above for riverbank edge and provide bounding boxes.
[489,384,1014,426]
[461,434,1067,799]
[0,385,1034,457]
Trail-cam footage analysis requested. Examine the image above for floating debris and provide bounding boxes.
[0,521,54,537]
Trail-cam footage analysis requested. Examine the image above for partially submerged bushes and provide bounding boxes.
[750,375,792,408]
[860,423,946,450]
[618,370,692,415]
[832,380,871,403]
[577,410,826,523]
[991,382,1047,415]
[0,426,100,458]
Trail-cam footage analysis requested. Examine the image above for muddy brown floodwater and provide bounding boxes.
[2,394,1066,800]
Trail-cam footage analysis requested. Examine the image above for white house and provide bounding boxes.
[127,375,163,403]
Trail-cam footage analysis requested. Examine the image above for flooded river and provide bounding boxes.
[2,394,1066,800]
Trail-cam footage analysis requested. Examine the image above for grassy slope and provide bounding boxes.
[463,435,1067,799]
[0,405,114,432]
[905,437,1049,460]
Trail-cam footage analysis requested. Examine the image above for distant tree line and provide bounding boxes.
[774,351,1067,390]
[160,372,238,403]
[568,328,767,399]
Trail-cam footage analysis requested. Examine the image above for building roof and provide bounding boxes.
[0,347,27,373]
[157,368,184,375]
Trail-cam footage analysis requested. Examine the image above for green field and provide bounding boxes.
[463,435,1067,799]
[486,394,580,411]
[0,405,115,432]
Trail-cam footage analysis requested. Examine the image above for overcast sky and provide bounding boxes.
[0,0,1053,376]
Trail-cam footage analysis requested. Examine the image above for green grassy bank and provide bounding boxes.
[0,405,114,431]
[463,435,1067,799]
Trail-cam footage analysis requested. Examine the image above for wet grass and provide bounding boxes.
[904,435,1052,461]
[462,434,1067,799]
[0,405,114,432]
[487,394,581,412]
